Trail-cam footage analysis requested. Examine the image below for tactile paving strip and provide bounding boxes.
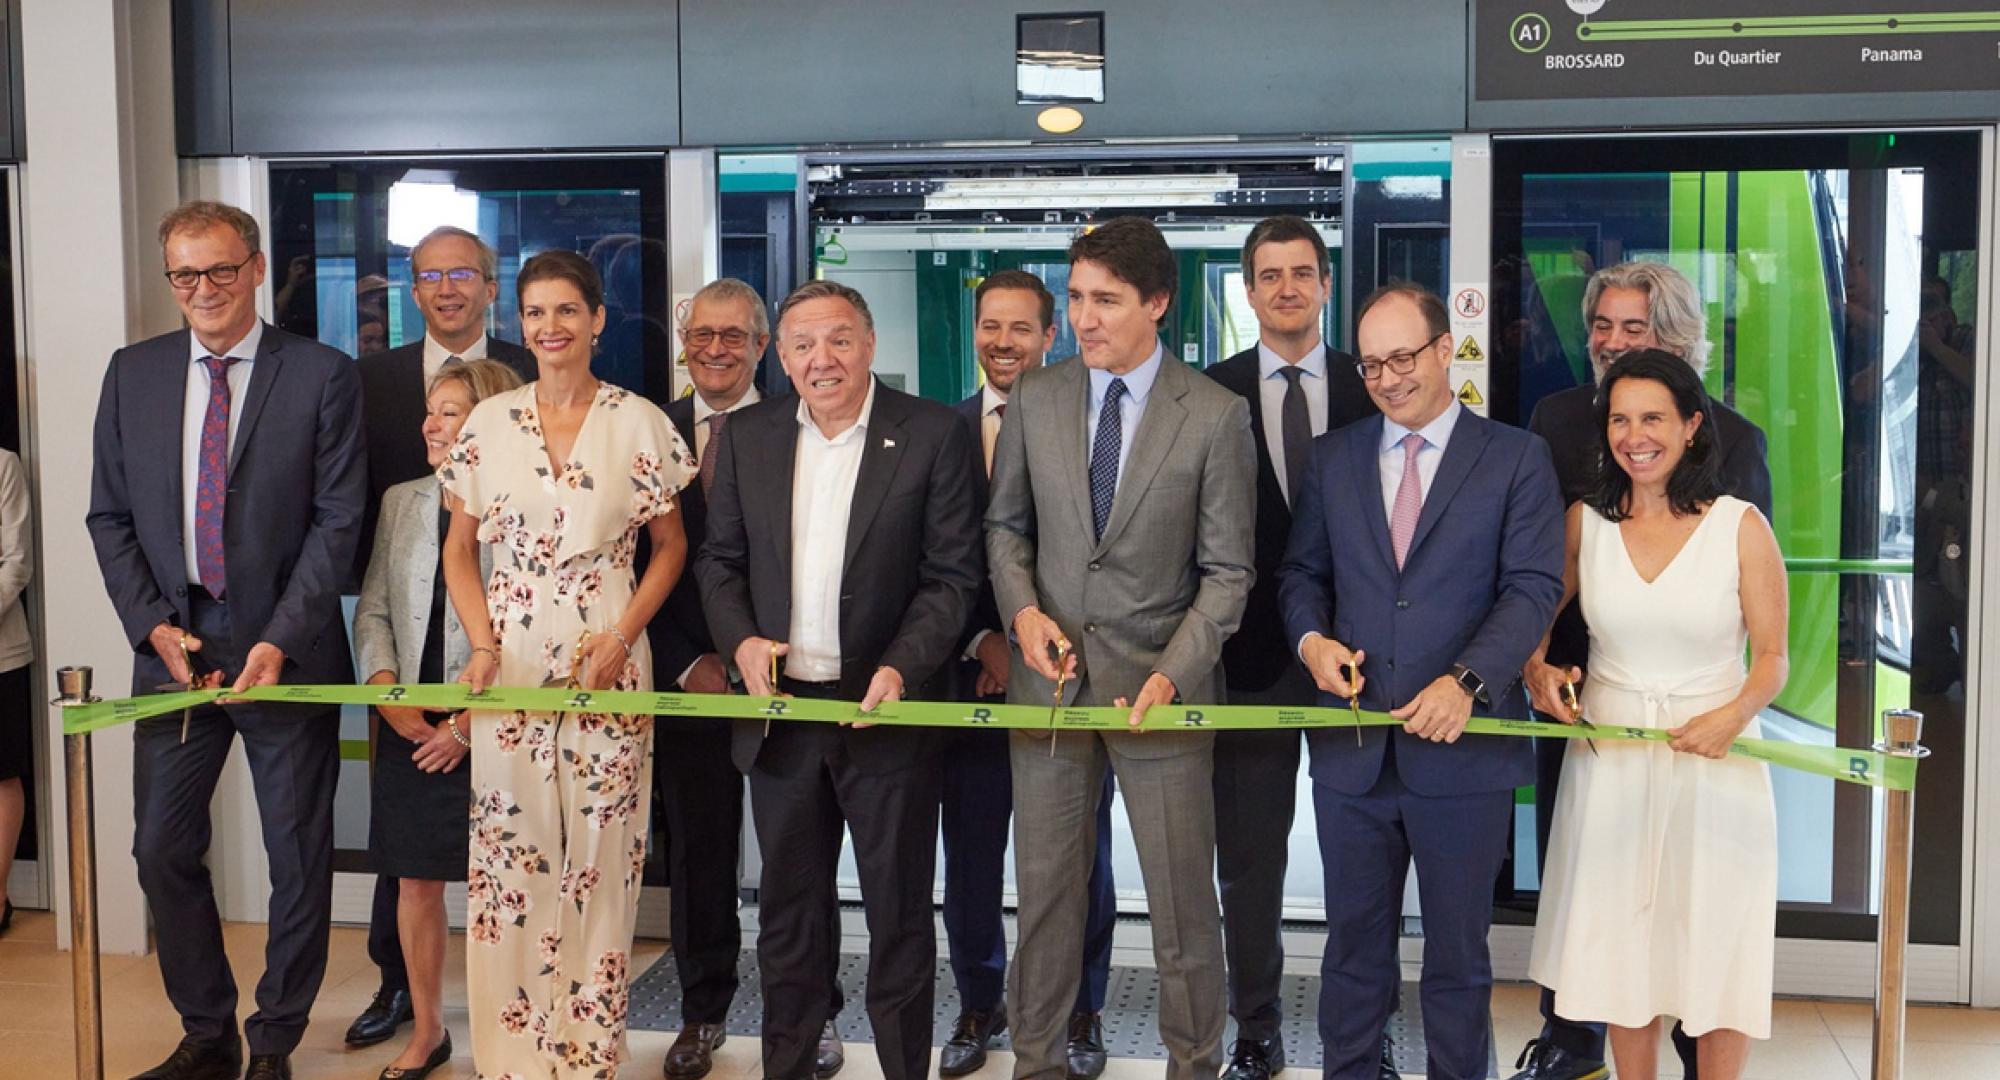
[628,950,1498,1076]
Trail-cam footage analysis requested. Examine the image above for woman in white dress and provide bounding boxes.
[440,250,695,1078]
[1524,350,1789,1080]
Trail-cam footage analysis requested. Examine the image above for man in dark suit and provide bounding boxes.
[1278,283,1564,1080]
[650,277,844,1080]
[1510,261,1772,1080]
[343,224,536,1051]
[940,271,1120,1080]
[694,280,983,1080]
[1201,216,1377,1080]
[87,201,366,1080]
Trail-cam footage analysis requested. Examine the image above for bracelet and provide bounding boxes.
[605,628,631,655]
[471,645,499,662]
[446,714,472,748]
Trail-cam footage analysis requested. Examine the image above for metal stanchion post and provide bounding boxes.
[54,666,104,1080]
[1871,708,1928,1080]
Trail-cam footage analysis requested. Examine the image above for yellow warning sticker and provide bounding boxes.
[1457,380,1485,406]
[1454,336,1485,363]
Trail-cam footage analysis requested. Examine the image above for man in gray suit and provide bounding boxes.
[987,216,1256,1080]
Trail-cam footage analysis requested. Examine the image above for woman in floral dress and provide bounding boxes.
[440,250,694,1079]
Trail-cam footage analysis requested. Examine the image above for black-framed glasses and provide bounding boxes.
[414,267,486,287]
[1355,332,1445,381]
[683,327,753,350]
[163,254,258,290]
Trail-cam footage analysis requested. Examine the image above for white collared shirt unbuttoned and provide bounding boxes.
[786,384,877,681]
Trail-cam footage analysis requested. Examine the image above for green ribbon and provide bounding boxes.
[59,681,1919,791]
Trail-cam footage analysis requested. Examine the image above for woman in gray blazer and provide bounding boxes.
[0,448,32,935]
[353,359,521,1079]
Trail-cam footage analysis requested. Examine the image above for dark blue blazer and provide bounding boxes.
[86,323,367,691]
[1276,406,1565,798]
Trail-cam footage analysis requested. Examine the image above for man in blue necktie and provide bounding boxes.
[986,216,1256,1080]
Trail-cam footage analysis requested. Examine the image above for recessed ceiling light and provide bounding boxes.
[1036,106,1085,134]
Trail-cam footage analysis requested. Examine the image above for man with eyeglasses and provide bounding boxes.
[1200,217,1378,1080]
[1508,260,1772,1080]
[87,200,366,1080]
[1277,283,1563,1080]
[650,278,855,1080]
[342,224,536,1052]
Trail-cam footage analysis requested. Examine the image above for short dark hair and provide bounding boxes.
[1354,281,1449,341]
[778,279,874,333]
[975,269,1055,330]
[516,250,604,312]
[159,200,260,254]
[1068,216,1176,320]
[1586,349,1725,521]
[1241,215,1329,280]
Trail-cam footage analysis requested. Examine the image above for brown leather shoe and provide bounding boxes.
[664,1023,727,1080]
[815,1019,846,1079]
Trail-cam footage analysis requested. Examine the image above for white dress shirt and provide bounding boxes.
[1377,402,1465,523]
[979,382,1008,476]
[786,382,877,681]
[422,331,489,387]
[182,323,262,583]
[692,385,763,461]
[1084,343,1165,484]
[1257,340,1331,505]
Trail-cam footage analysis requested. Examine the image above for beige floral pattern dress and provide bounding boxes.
[438,382,693,1080]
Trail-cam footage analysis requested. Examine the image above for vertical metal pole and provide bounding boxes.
[1871,709,1928,1080]
[64,730,103,1080]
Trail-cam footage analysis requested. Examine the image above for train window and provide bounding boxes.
[267,157,670,402]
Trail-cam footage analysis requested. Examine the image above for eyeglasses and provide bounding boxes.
[1355,332,1445,381]
[414,267,485,287]
[164,255,258,291]
[683,327,753,349]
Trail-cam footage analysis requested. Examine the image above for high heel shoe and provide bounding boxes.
[378,1032,451,1080]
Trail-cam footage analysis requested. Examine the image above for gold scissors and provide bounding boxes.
[176,633,197,744]
[1344,659,1363,747]
[1048,636,1072,756]
[764,640,790,736]
[1562,675,1599,756]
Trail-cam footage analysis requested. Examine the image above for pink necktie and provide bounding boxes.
[1389,432,1424,569]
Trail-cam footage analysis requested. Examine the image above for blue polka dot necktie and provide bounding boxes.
[1088,378,1128,542]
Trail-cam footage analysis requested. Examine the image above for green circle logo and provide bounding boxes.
[1510,12,1552,54]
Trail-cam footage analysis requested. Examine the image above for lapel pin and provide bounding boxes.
[883,438,896,448]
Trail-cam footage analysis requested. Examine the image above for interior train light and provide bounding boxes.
[1037,106,1085,134]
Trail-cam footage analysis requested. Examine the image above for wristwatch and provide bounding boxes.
[1449,664,1489,705]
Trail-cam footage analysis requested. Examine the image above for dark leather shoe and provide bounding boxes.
[815,1020,845,1080]
[1221,1036,1284,1080]
[131,1037,242,1080]
[244,1055,293,1080]
[1505,1038,1608,1080]
[1064,1011,1106,1080]
[664,1023,727,1080]
[1378,1033,1401,1080]
[345,986,414,1048]
[379,1033,452,1080]
[938,1004,1008,1077]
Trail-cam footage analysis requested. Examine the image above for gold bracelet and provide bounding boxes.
[471,645,500,662]
[446,714,472,748]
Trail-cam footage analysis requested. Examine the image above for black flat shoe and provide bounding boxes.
[0,898,12,934]
[379,1032,452,1080]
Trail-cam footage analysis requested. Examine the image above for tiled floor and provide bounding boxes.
[4,909,2000,1078]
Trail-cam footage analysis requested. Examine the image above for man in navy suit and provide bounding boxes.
[344,224,537,1051]
[87,201,366,1080]
[1278,283,1563,1080]
[940,270,1119,1080]
[1200,217,1377,1080]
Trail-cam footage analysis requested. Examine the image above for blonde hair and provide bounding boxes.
[159,200,260,252]
[427,358,524,404]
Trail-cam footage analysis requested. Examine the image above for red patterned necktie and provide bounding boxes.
[195,356,239,598]
[699,410,728,496]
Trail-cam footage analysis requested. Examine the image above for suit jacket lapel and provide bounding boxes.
[768,409,798,577]
[1349,417,1396,572]
[228,324,281,478]
[843,385,903,577]
[160,344,193,522]
[1059,361,1097,547]
[1095,358,1188,552]
[1405,407,1489,565]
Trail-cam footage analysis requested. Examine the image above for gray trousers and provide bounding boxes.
[1007,728,1226,1080]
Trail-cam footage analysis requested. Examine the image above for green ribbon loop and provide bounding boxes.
[57,681,1919,791]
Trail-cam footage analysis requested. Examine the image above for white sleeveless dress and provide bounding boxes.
[1528,496,1777,1039]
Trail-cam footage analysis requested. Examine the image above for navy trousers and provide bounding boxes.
[940,726,1118,1013]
